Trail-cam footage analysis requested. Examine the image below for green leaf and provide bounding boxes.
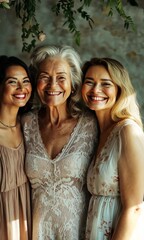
[1,2,10,9]
[74,31,81,45]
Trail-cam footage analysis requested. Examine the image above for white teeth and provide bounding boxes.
[91,96,105,100]
[14,94,25,98]
[47,91,60,95]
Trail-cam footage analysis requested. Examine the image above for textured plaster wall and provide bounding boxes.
[0,1,144,120]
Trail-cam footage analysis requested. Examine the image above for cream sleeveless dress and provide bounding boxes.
[86,119,144,240]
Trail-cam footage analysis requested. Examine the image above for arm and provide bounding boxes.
[111,124,144,240]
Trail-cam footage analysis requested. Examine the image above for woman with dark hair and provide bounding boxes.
[22,45,98,240]
[0,55,32,240]
[82,57,144,240]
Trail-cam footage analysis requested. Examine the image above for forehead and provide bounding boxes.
[39,58,70,73]
[85,65,111,78]
[5,65,27,76]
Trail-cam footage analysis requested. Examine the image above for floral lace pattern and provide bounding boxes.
[85,119,141,240]
[22,110,98,240]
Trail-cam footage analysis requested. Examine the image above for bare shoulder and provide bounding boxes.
[120,121,144,145]
[119,121,144,167]
[118,121,144,206]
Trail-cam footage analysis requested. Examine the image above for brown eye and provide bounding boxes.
[84,80,94,86]
[101,82,113,87]
[58,76,65,81]
[6,80,17,85]
[38,76,49,81]
[23,79,30,83]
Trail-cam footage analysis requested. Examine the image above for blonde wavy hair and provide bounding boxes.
[82,57,143,128]
[30,45,82,117]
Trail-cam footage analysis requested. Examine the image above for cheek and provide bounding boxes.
[106,88,116,96]
[37,81,44,93]
[28,84,32,93]
[110,85,119,99]
[81,85,88,98]
[63,82,72,95]
[2,86,12,95]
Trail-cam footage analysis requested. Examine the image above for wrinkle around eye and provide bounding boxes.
[23,79,30,83]
[84,81,94,86]
[58,77,66,82]
[102,83,112,87]
[7,81,17,85]
[38,77,50,82]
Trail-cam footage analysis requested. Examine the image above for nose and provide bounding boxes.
[47,77,57,88]
[16,82,24,90]
[92,83,102,92]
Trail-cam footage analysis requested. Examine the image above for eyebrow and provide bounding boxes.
[85,77,112,82]
[39,72,48,75]
[5,77,17,80]
[5,76,29,80]
[57,72,67,75]
[39,71,67,75]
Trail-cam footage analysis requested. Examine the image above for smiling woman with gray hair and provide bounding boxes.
[22,45,98,240]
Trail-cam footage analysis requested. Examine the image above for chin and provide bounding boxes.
[16,102,28,107]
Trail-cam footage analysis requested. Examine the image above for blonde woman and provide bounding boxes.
[82,57,144,240]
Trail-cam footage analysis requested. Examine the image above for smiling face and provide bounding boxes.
[0,65,32,108]
[37,58,72,108]
[82,65,118,114]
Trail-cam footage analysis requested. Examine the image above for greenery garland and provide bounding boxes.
[0,0,139,52]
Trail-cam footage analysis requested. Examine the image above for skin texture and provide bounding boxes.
[82,65,118,131]
[0,65,32,148]
[82,65,144,240]
[1,65,32,108]
[37,58,72,109]
[36,57,78,160]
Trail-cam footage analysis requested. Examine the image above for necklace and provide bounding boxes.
[0,119,17,128]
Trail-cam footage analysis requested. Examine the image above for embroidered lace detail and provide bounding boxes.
[22,110,98,240]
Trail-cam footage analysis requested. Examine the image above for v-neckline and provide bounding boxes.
[0,140,23,151]
[35,112,83,162]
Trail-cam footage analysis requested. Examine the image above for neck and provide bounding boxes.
[40,105,70,127]
[95,110,114,133]
[0,107,19,128]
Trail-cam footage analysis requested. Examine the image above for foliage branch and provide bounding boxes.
[0,0,139,52]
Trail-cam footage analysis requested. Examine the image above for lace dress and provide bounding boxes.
[0,142,31,240]
[85,119,144,240]
[22,110,98,240]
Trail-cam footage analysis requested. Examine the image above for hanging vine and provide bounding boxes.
[10,0,43,52]
[0,0,139,52]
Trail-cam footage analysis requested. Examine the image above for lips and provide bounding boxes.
[45,91,62,96]
[13,94,26,99]
[91,96,106,101]
[88,95,107,101]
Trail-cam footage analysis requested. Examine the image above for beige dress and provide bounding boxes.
[0,141,31,240]
[22,110,98,240]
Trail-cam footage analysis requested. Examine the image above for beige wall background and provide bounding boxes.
[0,1,144,120]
